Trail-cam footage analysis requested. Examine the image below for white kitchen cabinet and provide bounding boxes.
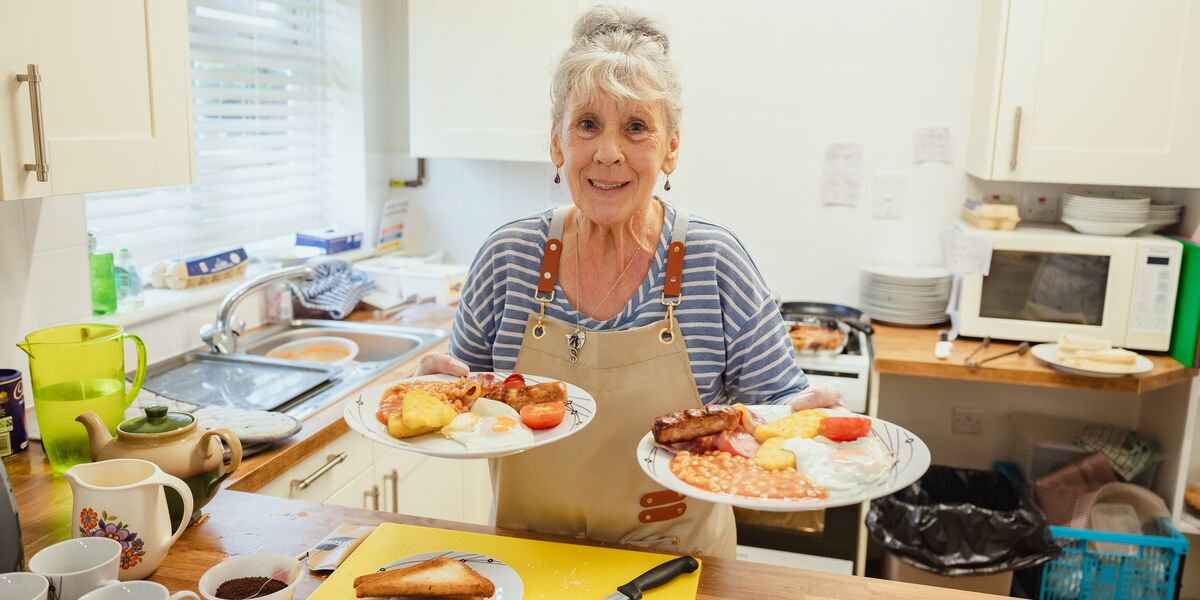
[407,0,580,162]
[967,0,1200,187]
[0,0,194,201]
[326,466,382,511]
[255,433,374,503]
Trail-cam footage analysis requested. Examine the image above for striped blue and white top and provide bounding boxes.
[449,201,809,406]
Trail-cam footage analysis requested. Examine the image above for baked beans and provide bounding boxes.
[669,451,827,501]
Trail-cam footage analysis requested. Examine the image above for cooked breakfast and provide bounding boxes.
[787,323,845,352]
[654,403,890,502]
[373,373,569,450]
[352,556,496,599]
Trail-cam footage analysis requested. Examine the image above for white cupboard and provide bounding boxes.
[0,0,194,201]
[967,0,1200,187]
[257,431,493,526]
[407,0,579,162]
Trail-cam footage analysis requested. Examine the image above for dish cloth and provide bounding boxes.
[289,259,376,319]
[1074,425,1160,481]
[1035,452,1116,528]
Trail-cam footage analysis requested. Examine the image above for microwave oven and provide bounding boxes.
[957,224,1182,351]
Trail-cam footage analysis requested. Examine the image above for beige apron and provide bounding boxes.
[491,204,737,558]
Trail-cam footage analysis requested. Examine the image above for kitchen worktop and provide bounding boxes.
[872,324,1197,394]
[3,312,1013,599]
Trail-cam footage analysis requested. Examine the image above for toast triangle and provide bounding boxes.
[353,556,495,598]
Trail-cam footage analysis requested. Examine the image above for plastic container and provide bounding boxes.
[1040,518,1188,600]
[354,252,445,297]
[1088,503,1140,555]
[113,248,144,311]
[88,233,117,315]
[398,263,468,304]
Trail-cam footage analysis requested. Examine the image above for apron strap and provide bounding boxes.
[536,206,572,297]
[663,206,689,299]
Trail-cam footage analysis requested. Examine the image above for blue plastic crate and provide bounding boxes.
[1040,518,1189,600]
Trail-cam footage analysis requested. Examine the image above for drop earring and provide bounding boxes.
[664,175,672,191]
[554,167,561,184]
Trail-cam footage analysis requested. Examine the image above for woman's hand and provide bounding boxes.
[413,353,470,377]
[788,384,844,411]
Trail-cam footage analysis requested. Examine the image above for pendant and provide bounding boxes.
[566,328,586,363]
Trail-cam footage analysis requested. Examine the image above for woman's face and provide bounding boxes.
[551,91,679,227]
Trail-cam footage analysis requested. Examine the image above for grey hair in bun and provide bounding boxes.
[551,5,682,135]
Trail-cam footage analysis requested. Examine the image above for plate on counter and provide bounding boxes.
[344,373,597,459]
[367,550,523,600]
[1030,343,1154,378]
[635,405,931,512]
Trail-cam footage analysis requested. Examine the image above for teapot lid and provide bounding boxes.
[120,405,193,435]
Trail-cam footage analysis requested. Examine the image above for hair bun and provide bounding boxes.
[572,5,669,54]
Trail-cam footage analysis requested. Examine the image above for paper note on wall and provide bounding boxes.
[376,197,408,255]
[913,127,954,164]
[942,223,993,275]
[821,143,863,207]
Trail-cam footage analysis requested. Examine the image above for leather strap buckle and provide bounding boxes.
[531,292,554,340]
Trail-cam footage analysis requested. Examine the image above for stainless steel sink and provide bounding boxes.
[226,319,446,419]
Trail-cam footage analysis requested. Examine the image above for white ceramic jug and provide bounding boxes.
[64,459,193,581]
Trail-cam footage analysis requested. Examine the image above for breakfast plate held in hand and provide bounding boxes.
[345,373,597,459]
[636,404,930,511]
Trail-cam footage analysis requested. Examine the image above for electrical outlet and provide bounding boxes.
[952,407,984,435]
[873,171,905,220]
[1020,189,1060,223]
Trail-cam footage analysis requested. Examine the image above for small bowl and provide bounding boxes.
[266,336,359,366]
[198,554,303,600]
[0,572,49,600]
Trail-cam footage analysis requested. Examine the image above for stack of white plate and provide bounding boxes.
[1137,203,1183,234]
[1061,193,1150,236]
[859,264,951,326]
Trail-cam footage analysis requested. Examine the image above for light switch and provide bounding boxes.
[872,171,905,220]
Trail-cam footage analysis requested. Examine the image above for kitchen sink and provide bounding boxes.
[237,319,448,419]
[137,320,448,420]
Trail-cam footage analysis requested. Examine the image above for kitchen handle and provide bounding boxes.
[291,452,347,490]
[615,556,699,600]
[383,468,399,512]
[1009,106,1023,171]
[363,485,380,510]
[15,64,48,182]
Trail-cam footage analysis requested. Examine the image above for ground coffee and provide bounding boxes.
[215,576,287,599]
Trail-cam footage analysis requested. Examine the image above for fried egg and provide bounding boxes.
[441,398,534,450]
[782,436,894,490]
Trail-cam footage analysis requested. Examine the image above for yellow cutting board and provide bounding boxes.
[308,523,702,600]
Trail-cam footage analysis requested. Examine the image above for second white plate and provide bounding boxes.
[370,550,523,600]
[1030,343,1154,378]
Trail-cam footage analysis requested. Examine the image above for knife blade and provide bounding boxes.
[602,556,700,600]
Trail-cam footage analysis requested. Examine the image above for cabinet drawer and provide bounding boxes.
[257,433,373,503]
[325,466,381,511]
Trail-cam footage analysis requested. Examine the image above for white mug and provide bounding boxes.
[28,538,121,600]
[0,572,50,600]
[80,581,199,600]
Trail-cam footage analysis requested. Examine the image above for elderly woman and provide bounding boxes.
[419,5,830,558]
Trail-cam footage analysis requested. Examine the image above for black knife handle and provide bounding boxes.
[616,556,700,600]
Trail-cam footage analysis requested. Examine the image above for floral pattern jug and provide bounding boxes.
[64,458,193,581]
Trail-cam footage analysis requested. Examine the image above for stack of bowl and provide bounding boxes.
[1061,193,1150,236]
[1138,203,1183,234]
[859,264,951,326]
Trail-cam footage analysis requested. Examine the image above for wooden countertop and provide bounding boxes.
[872,324,1197,394]
[6,442,1004,600]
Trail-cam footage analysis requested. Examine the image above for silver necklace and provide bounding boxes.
[566,210,652,363]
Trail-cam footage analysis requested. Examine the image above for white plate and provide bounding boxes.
[267,336,359,366]
[345,373,597,459]
[367,550,523,600]
[635,406,931,511]
[1062,218,1147,236]
[1030,343,1154,378]
[859,264,952,283]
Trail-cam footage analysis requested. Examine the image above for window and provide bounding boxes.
[86,0,336,262]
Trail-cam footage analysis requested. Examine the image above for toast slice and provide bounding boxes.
[353,556,495,598]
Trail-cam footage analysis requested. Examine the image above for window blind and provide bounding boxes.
[86,0,332,263]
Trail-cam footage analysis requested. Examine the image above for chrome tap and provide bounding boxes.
[201,265,316,354]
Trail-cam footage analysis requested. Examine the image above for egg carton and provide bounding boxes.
[150,248,250,290]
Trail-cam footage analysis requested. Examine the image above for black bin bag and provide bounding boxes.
[866,465,1061,576]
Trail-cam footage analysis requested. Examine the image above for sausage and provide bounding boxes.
[486,381,568,410]
[653,405,740,444]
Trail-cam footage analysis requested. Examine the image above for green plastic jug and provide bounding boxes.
[17,324,146,474]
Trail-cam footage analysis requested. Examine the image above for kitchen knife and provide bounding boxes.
[602,556,700,600]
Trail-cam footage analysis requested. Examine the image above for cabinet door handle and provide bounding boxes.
[1008,106,1023,171]
[383,469,399,512]
[291,452,347,490]
[15,64,49,182]
[363,485,380,510]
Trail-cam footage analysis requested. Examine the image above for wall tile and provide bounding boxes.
[23,245,90,328]
[23,195,87,254]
